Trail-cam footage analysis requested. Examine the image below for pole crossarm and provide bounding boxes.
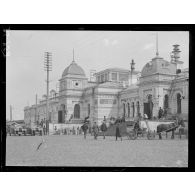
[44,52,52,135]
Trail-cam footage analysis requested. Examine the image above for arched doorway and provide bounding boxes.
[58,104,66,123]
[177,93,181,114]
[144,95,153,119]
[137,101,140,116]
[74,104,80,118]
[123,103,126,117]
[127,103,130,117]
[132,102,135,118]
[164,95,169,116]
[88,104,90,116]
[164,95,169,109]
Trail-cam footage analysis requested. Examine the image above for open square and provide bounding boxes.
[6,30,189,168]
[6,135,188,167]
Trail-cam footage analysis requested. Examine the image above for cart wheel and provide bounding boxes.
[130,132,137,140]
[147,133,154,140]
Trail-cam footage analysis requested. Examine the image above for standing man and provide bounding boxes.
[92,122,99,140]
[158,107,163,119]
[43,125,46,135]
[82,122,88,139]
[54,126,57,132]
[101,121,107,139]
[116,122,122,141]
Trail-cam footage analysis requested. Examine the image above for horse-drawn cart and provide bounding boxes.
[126,120,178,140]
[98,117,184,140]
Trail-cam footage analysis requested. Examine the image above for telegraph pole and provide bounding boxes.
[35,94,38,126]
[171,44,183,74]
[44,52,52,135]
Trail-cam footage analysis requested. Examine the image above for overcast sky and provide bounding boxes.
[6,30,189,120]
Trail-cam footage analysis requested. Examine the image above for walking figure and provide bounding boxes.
[158,107,163,119]
[116,122,122,141]
[101,121,107,139]
[82,122,88,139]
[92,122,99,140]
[43,125,46,135]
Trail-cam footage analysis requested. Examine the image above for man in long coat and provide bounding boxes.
[92,122,99,140]
[116,122,122,141]
[82,122,88,139]
[158,107,163,119]
[101,121,107,139]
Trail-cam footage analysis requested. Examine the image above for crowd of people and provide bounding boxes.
[40,108,186,140]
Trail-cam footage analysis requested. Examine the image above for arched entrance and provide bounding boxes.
[58,104,66,123]
[88,104,90,116]
[132,102,135,117]
[127,103,130,117]
[177,93,181,114]
[164,95,169,109]
[74,104,80,118]
[137,101,140,116]
[123,103,126,117]
[164,94,169,116]
[144,95,153,119]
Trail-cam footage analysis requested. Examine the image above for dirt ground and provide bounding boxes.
[6,135,188,167]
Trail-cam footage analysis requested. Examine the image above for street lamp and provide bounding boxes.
[130,59,135,85]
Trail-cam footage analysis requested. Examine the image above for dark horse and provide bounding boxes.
[157,122,178,139]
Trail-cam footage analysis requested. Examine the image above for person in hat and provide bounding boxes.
[101,120,107,139]
[82,122,88,139]
[43,125,46,135]
[116,122,122,141]
[158,107,163,119]
[92,122,99,140]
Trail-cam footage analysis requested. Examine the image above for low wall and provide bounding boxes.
[49,123,83,135]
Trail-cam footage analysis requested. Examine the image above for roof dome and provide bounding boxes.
[62,60,86,77]
[141,56,176,77]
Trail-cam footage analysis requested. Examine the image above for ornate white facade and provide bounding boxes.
[24,52,189,127]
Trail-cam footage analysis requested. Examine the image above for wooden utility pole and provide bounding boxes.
[44,52,52,135]
[35,94,38,126]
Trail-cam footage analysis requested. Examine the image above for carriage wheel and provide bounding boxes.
[131,134,137,140]
[128,132,137,140]
[147,132,154,140]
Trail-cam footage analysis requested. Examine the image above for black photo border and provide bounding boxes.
[0,24,194,172]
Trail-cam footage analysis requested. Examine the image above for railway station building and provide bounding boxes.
[24,48,189,127]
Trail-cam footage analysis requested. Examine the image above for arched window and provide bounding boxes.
[164,95,169,110]
[123,103,126,117]
[137,101,140,116]
[58,104,66,123]
[74,104,80,118]
[177,93,181,114]
[128,103,130,117]
[132,102,135,117]
[88,104,90,116]
[147,95,153,119]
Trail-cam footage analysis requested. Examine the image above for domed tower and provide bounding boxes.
[138,34,177,118]
[58,50,88,123]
